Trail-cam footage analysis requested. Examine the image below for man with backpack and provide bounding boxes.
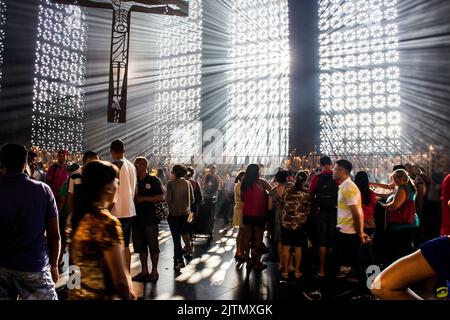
[309,156,339,279]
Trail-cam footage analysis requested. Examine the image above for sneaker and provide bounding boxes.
[303,289,322,301]
[435,285,448,299]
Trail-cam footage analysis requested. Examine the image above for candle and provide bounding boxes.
[429,145,434,177]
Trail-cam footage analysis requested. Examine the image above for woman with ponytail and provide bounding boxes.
[69,161,135,300]
[355,171,378,235]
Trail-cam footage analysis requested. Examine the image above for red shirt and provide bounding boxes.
[47,163,69,196]
[309,170,336,194]
[440,174,450,236]
[362,190,377,219]
[242,182,267,217]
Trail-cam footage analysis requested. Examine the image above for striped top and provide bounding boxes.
[337,177,362,234]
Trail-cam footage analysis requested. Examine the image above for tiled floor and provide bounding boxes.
[129,221,284,300]
[57,215,367,300]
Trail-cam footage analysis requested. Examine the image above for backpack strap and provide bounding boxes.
[312,174,324,203]
[186,180,192,209]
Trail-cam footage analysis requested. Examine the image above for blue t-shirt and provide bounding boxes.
[420,236,450,281]
[0,173,58,272]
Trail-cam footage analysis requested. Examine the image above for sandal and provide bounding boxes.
[295,272,303,279]
[132,273,149,282]
[148,273,159,282]
[281,271,289,280]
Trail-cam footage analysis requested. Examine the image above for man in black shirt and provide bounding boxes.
[132,157,164,282]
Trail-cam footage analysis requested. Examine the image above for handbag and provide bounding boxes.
[187,211,194,223]
[186,180,194,223]
[155,201,169,221]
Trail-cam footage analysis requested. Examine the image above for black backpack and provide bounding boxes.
[313,173,338,212]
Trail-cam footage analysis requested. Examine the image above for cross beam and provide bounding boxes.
[51,0,189,123]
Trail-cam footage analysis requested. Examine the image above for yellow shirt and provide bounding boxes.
[68,209,123,300]
[337,177,362,234]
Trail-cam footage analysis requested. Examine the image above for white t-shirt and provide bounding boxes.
[111,158,137,219]
[337,177,362,234]
[225,177,236,194]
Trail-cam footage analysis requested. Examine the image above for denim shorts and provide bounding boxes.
[0,266,57,300]
[315,210,337,248]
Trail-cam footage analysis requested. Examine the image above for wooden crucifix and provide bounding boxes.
[52,0,188,123]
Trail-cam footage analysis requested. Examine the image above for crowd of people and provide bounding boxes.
[245,157,449,300]
[0,141,449,301]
